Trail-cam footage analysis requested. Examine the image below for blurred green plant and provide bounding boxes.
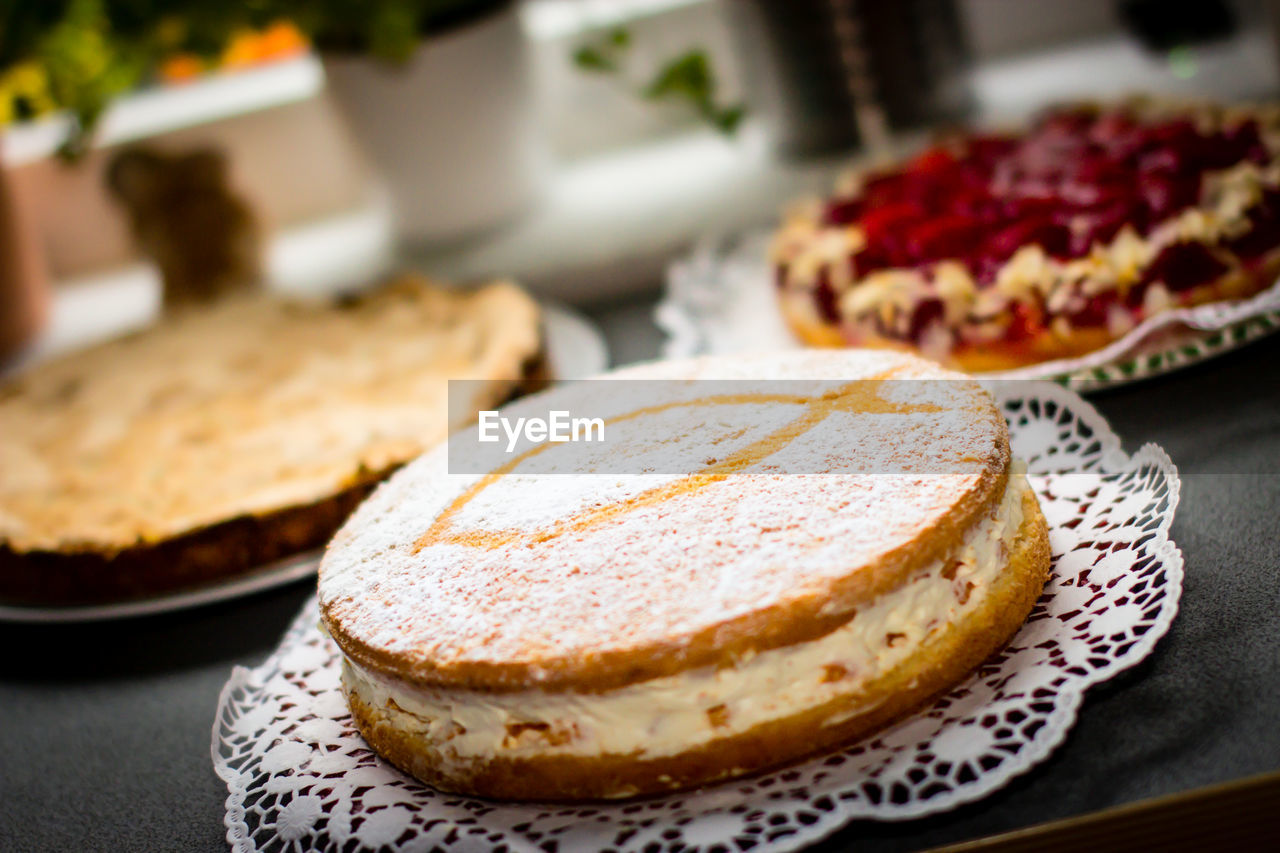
[643,50,744,134]
[571,26,630,73]
[0,0,505,156]
[572,26,745,135]
[278,0,504,62]
[1,0,149,157]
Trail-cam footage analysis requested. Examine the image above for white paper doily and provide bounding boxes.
[657,231,1280,391]
[213,383,1182,852]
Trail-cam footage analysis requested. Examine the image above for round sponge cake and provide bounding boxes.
[318,350,1051,800]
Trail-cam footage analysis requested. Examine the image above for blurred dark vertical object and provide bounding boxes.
[1269,1,1280,88]
[0,156,49,362]
[106,147,261,309]
[1117,0,1236,51]
[725,0,973,158]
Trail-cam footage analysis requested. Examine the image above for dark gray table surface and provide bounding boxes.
[1,293,1277,852]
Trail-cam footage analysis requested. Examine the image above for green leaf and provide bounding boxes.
[641,49,746,136]
[38,0,148,159]
[644,50,713,101]
[709,103,746,134]
[572,45,616,73]
[571,25,632,73]
[570,37,745,135]
[366,2,420,64]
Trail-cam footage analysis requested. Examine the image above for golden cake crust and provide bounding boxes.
[345,486,1050,801]
[320,351,1012,694]
[0,274,543,604]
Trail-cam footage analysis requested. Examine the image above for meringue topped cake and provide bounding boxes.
[319,350,1051,800]
[0,274,543,604]
[773,99,1280,370]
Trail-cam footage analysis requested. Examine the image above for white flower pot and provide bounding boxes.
[322,5,546,246]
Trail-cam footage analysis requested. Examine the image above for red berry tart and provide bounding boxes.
[771,100,1280,371]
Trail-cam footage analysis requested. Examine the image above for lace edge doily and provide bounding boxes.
[211,380,1184,850]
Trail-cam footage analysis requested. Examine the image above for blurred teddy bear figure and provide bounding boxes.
[106,146,261,308]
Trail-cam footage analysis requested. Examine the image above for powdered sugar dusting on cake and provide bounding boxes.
[319,351,1006,681]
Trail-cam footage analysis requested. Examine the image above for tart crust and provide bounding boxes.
[782,249,1280,372]
[0,470,382,604]
[345,486,1049,801]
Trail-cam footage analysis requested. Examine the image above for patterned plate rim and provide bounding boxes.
[657,230,1280,393]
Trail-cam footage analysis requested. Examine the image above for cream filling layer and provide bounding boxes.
[342,463,1029,766]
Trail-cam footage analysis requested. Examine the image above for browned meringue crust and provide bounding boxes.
[0,275,544,605]
[347,487,1049,801]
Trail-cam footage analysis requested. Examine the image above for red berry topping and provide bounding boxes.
[906,214,984,263]
[1073,199,1142,255]
[907,298,945,341]
[813,267,841,323]
[822,197,863,226]
[852,249,891,278]
[1137,172,1201,223]
[905,147,958,177]
[1225,188,1280,259]
[859,200,925,236]
[988,218,1072,261]
[1142,241,1229,292]
[1006,302,1045,341]
[806,104,1277,343]
[1070,294,1117,327]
